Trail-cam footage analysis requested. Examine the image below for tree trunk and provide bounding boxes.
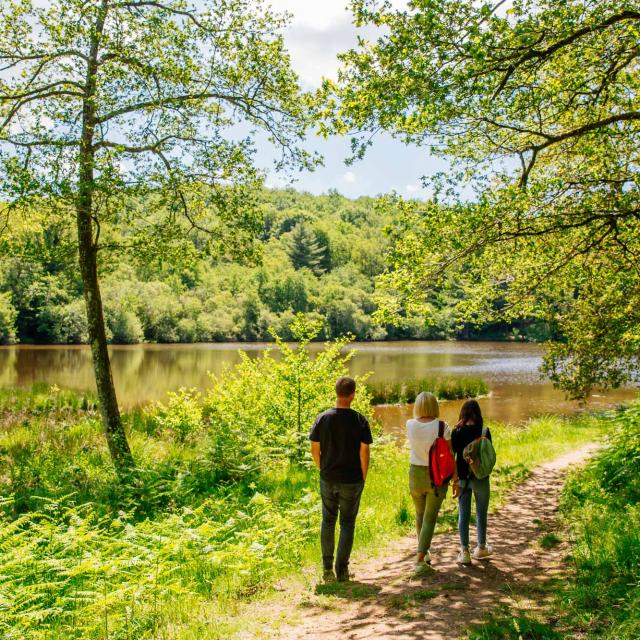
[76,0,134,474]
[76,211,133,473]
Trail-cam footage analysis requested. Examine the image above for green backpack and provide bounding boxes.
[462,427,496,479]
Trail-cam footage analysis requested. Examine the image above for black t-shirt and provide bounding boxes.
[309,408,373,483]
[451,424,492,480]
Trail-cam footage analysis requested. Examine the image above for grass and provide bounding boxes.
[466,402,640,640]
[0,384,613,639]
[366,376,488,404]
[467,606,561,640]
[555,404,640,639]
[314,581,381,598]
[539,532,561,549]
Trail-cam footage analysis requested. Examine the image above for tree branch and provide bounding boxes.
[115,1,209,30]
[0,81,84,102]
[492,10,640,98]
[95,91,243,124]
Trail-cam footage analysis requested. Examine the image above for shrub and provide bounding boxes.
[108,307,144,344]
[560,404,640,638]
[0,291,17,344]
[151,388,203,443]
[203,314,373,471]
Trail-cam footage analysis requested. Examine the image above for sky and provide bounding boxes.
[261,0,447,199]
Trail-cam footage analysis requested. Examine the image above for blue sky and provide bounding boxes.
[263,0,446,199]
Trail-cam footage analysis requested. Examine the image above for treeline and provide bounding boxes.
[0,189,548,345]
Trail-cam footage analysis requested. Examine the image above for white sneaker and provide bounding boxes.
[457,547,471,565]
[413,550,431,572]
[473,544,493,559]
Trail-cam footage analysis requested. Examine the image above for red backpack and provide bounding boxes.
[428,421,456,488]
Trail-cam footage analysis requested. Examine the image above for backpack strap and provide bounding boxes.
[438,420,444,438]
[481,426,488,438]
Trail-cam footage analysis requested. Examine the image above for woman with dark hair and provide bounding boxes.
[451,399,493,565]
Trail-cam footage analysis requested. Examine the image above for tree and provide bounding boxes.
[0,291,17,344]
[287,221,327,275]
[327,0,640,397]
[0,0,315,472]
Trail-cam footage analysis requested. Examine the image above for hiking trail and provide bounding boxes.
[260,444,598,640]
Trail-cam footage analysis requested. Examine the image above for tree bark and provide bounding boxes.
[76,0,134,474]
[76,209,134,472]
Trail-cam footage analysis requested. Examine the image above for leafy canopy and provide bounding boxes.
[326,0,640,397]
[0,0,317,262]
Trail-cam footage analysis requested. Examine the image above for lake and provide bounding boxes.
[0,341,636,430]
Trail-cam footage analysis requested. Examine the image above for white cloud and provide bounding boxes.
[268,0,410,87]
[268,0,352,32]
[405,184,419,192]
[343,170,356,183]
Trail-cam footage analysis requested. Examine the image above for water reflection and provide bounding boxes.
[0,342,636,428]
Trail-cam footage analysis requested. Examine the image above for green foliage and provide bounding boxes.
[0,492,317,640]
[0,291,17,344]
[1,189,541,345]
[366,376,488,404]
[328,0,640,397]
[151,388,204,443]
[287,221,328,275]
[204,314,373,469]
[0,0,317,264]
[558,403,640,638]
[467,607,561,640]
[0,381,610,639]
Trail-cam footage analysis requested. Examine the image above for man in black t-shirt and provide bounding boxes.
[309,376,373,582]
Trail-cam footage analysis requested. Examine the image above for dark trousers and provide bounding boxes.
[320,479,364,575]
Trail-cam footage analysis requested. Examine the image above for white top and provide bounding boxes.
[406,418,451,466]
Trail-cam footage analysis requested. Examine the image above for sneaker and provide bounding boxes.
[413,549,432,572]
[322,568,336,582]
[473,544,493,559]
[336,569,353,582]
[457,547,471,565]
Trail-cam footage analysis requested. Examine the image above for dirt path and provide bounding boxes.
[272,444,599,640]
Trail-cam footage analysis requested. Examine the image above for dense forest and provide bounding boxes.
[0,188,547,345]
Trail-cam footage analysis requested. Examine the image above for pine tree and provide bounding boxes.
[287,223,327,275]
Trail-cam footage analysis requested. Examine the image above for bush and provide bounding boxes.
[0,291,17,344]
[108,307,144,344]
[559,404,640,639]
[203,314,373,471]
[151,388,203,443]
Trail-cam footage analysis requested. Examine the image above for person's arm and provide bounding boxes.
[450,439,460,497]
[449,428,460,498]
[311,441,321,470]
[360,442,370,482]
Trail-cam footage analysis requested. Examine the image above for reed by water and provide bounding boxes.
[366,376,489,405]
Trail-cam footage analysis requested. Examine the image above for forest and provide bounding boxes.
[0,188,544,346]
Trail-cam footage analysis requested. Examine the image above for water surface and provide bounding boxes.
[0,341,635,429]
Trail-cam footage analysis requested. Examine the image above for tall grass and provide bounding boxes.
[558,404,640,639]
[0,380,610,639]
[366,376,488,404]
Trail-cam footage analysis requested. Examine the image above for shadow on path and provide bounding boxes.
[274,445,599,640]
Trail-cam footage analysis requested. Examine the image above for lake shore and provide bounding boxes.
[0,384,615,639]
